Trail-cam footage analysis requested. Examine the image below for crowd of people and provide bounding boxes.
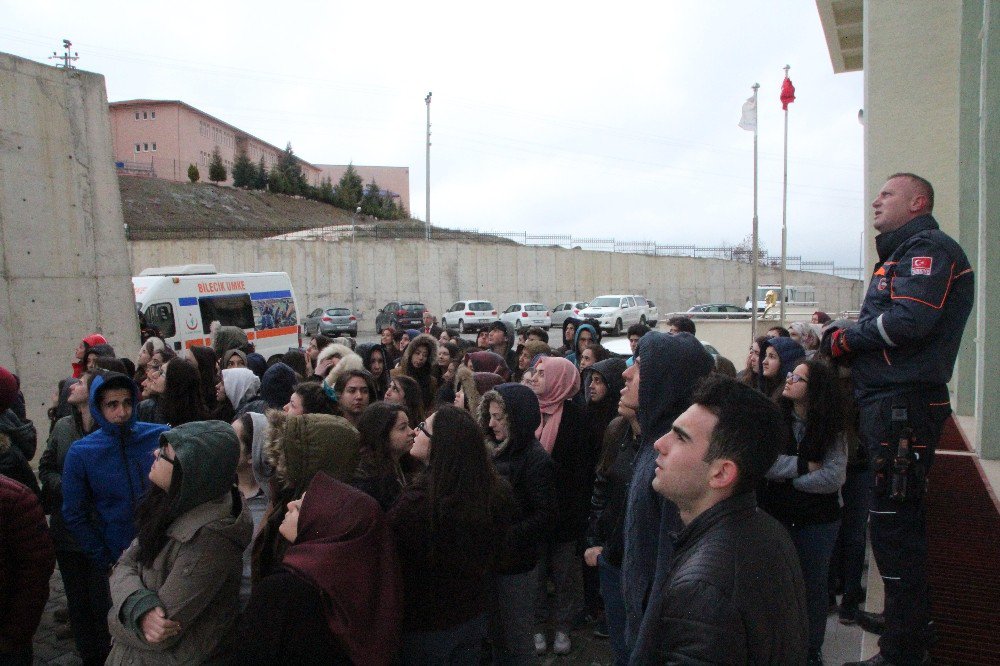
[0,173,974,666]
[1,312,857,666]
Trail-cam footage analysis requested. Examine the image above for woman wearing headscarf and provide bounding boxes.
[250,410,361,583]
[527,355,587,656]
[756,337,807,400]
[217,368,268,419]
[259,363,299,412]
[106,421,252,664]
[465,350,510,381]
[234,472,402,665]
[566,321,601,368]
[357,342,391,398]
[452,367,504,415]
[478,384,557,664]
[789,322,822,358]
[512,340,551,383]
[389,406,512,664]
[221,349,248,370]
[72,333,108,378]
[578,357,627,637]
[391,333,438,413]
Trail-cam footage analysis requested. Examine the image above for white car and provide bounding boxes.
[579,294,650,336]
[500,303,551,331]
[440,299,499,333]
[550,301,589,327]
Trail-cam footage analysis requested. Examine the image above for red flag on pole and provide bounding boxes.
[780,76,796,110]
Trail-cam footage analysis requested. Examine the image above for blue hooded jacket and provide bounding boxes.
[621,332,714,663]
[61,372,169,569]
[565,322,600,367]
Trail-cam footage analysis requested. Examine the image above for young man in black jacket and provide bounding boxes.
[646,375,808,664]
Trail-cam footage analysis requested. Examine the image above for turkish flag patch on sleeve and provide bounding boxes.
[912,257,933,275]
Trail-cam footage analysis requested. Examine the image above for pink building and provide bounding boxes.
[108,99,322,185]
[314,164,411,213]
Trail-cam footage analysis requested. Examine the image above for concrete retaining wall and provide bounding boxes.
[129,238,863,333]
[1,53,136,445]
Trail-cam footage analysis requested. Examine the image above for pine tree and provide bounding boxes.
[319,177,334,203]
[208,147,227,183]
[333,163,364,210]
[232,149,254,188]
[254,156,268,190]
[275,142,305,195]
[187,164,200,183]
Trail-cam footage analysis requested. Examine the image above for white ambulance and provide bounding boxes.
[132,265,301,358]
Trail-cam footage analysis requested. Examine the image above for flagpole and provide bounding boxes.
[780,64,790,324]
[750,83,760,341]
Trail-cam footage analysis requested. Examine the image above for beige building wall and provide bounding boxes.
[0,53,137,446]
[314,164,411,212]
[819,0,999,457]
[109,100,322,185]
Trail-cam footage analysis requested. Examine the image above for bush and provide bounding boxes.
[208,147,227,183]
[187,164,200,183]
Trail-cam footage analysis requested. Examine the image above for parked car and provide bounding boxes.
[440,300,499,333]
[645,299,659,327]
[500,303,551,331]
[686,304,752,319]
[302,306,358,337]
[375,301,427,333]
[550,301,589,327]
[579,294,650,336]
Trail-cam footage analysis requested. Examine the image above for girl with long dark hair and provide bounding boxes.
[391,334,438,413]
[185,345,219,413]
[106,421,251,663]
[389,406,512,664]
[758,357,848,664]
[352,401,414,510]
[157,359,210,427]
[385,375,425,428]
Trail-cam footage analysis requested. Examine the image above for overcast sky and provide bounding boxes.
[1,1,866,268]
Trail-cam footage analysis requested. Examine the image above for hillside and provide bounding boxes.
[118,175,513,243]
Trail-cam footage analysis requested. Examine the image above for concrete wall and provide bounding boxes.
[128,238,863,333]
[0,52,138,448]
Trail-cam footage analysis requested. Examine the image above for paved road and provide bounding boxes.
[34,566,614,665]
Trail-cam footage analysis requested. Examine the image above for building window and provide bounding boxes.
[152,143,157,151]
[143,111,148,119]
[151,111,156,119]
[135,112,140,120]
[134,143,140,152]
[143,143,149,151]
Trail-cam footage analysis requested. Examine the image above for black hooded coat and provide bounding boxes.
[620,332,714,662]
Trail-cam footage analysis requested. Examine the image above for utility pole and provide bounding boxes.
[49,39,78,69]
[425,92,432,241]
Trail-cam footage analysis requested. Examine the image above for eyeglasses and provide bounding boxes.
[786,372,808,384]
[416,421,432,438]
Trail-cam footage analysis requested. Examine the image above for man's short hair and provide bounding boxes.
[627,323,651,339]
[889,172,934,212]
[692,375,784,496]
[525,326,549,343]
[667,316,696,335]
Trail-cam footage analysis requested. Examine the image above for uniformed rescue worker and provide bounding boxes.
[828,173,974,666]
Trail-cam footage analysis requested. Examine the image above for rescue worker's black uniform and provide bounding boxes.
[836,213,973,665]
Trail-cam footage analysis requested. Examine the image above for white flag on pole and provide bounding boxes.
[738,95,757,131]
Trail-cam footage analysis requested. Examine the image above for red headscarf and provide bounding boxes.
[533,356,580,453]
[72,333,108,378]
[282,472,403,666]
[467,351,510,380]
